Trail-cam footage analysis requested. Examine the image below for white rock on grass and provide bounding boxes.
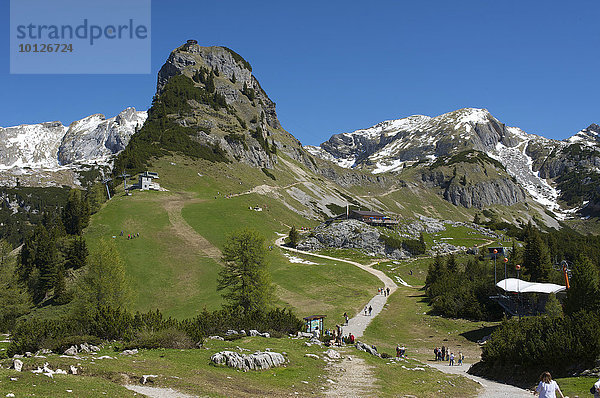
[120,349,138,356]
[141,375,158,384]
[211,350,286,371]
[12,359,23,372]
[64,346,78,356]
[304,354,319,359]
[324,349,341,359]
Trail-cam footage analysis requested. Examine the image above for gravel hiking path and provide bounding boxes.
[274,236,397,337]
[324,348,377,397]
[161,194,222,262]
[428,363,533,397]
[124,385,199,398]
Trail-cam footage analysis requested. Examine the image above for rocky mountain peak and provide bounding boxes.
[566,123,600,146]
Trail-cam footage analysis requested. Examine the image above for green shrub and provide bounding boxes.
[123,328,194,350]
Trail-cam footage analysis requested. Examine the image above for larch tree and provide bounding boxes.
[217,228,274,313]
[77,239,130,312]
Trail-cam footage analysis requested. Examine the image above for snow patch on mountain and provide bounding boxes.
[489,139,560,212]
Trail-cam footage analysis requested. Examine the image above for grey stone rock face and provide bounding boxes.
[355,341,379,357]
[443,179,526,208]
[58,107,147,165]
[297,219,409,259]
[210,350,286,371]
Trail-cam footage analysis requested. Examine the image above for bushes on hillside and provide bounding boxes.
[379,233,426,256]
[475,311,600,381]
[8,305,303,356]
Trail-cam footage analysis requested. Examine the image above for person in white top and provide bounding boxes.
[594,377,600,398]
[534,371,564,398]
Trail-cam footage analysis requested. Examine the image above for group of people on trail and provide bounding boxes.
[378,287,390,296]
[364,305,373,316]
[120,231,140,240]
[433,346,463,366]
[396,344,406,358]
[325,325,354,346]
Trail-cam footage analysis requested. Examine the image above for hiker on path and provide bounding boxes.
[593,377,600,398]
[343,312,349,325]
[449,353,455,366]
[364,306,368,316]
[441,346,446,361]
[458,352,463,366]
[386,287,390,296]
[534,371,564,398]
[368,305,372,316]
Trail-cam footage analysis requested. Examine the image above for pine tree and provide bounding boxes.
[446,253,458,273]
[33,225,58,302]
[62,189,90,235]
[217,229,274,313]
[565,256,600,315]
[65,236,88,270]
[522,226,552,282]
[205,71,215,93]
[288,226,300,248]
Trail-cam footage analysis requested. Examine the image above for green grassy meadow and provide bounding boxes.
[0,335,480,398]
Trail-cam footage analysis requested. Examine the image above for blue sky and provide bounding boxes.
[1,0,599,145]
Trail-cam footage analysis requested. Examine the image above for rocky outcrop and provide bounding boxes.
[297,219,409,259]
[444,179,527,208]
[210,350,286,371]
[355,342,379,357]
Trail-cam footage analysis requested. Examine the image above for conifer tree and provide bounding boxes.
[565,256,600,315]
[217,229,274,313]
[522,226,552,282]
[288,226,300,248]
[62,189,90,235]
[205,71,215,93]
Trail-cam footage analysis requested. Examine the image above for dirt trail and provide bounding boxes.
[325,348,377,398]
[124,385,198,398]
[161,193,222,262]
